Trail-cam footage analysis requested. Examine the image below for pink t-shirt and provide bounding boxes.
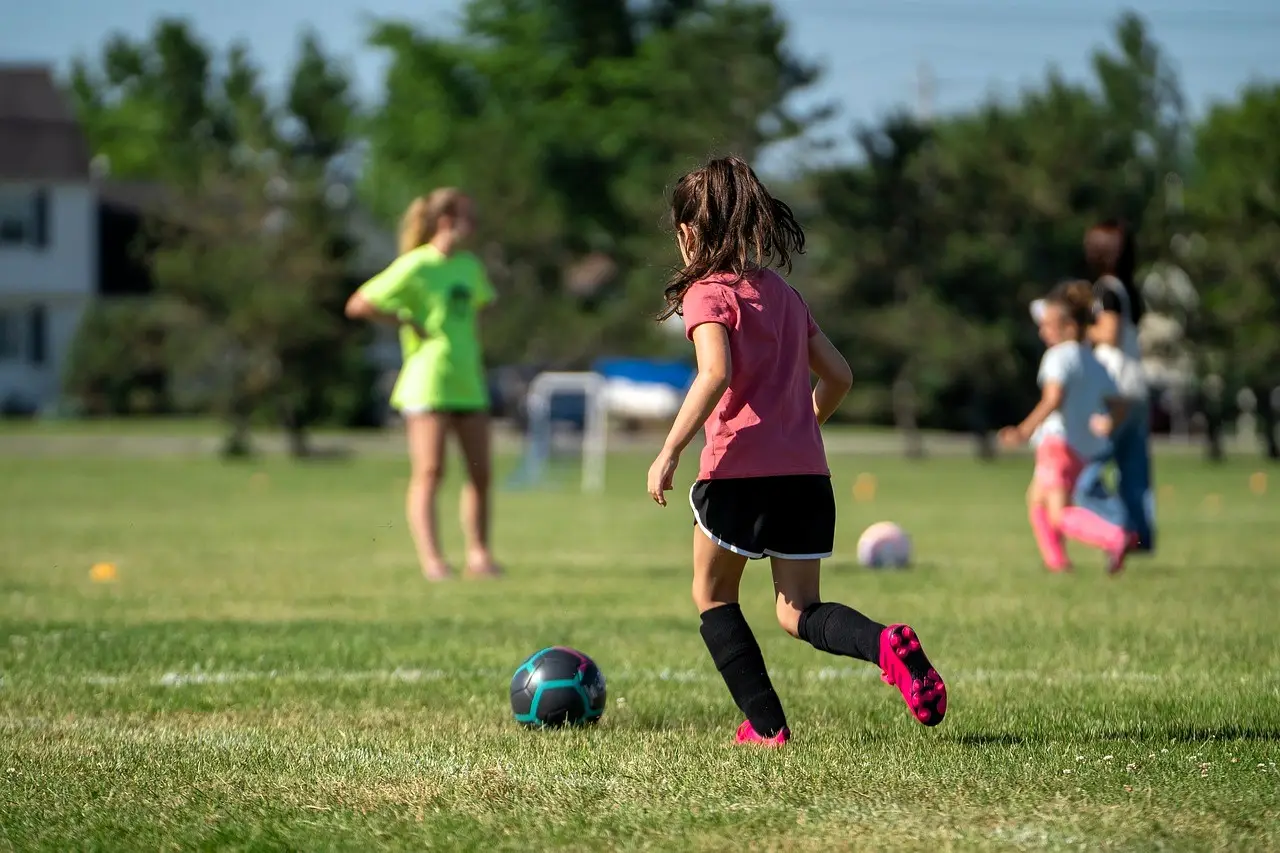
[682,268,830,481]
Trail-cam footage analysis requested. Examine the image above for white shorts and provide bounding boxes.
[398,406,487,417]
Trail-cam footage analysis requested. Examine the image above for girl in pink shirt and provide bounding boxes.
[646,156,947,746]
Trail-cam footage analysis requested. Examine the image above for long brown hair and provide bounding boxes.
[658,157,805,321]
[398,188,466,255]
[1045,279,1097,339]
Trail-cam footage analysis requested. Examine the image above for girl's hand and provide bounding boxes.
[403,319,429,340]
[393,309,428,340]
[1089,413,1114,437]
[998,426,1024,447]
[647,448,680,507]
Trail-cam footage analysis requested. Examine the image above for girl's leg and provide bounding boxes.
[775,556,947,727]
[1071,458,1128,529]
[404,413,452,581]
[451,411,500,577]
[1049,483,1132,574]
[1027,480,1070,572]
[692,529,788,742]
[773,557,875,655]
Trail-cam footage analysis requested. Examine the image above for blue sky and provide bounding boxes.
[4,0,1277,175]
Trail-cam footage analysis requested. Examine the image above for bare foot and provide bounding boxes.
[465,550,503,579]
[421,559,454,582]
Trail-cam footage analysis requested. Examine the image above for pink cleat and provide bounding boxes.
[735,720,790,747]
[879,624,947,727]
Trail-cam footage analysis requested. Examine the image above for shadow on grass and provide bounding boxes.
[950,723,1280,747]
[1105,723,1280,743]
[950,732,1031,746]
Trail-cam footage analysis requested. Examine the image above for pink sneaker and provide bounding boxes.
[734,720,790,747]
[879,624,947,727]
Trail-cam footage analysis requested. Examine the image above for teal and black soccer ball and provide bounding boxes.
[509,646,606,728]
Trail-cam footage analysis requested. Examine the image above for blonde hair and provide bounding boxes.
[398,188,467,255]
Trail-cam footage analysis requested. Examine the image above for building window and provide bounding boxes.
[0,310,21,360]
[0,306,48,364]
[0,189,48,247]
[27,305,47,365]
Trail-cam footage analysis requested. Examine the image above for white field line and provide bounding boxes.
[0,666,1273,690]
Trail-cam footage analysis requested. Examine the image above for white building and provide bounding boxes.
[0,65,95,415]
[0,65,402,418]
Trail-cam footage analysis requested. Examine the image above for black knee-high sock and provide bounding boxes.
[797,603,885,664]
[699,604,788,737]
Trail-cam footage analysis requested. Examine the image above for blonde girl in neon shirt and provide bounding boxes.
[346,189,501,581]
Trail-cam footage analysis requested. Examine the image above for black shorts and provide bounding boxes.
[689,475,836,560]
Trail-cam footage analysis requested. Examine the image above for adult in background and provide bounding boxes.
[1080,220,1155,555]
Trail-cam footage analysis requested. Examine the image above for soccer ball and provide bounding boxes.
[857,521,912,568]
[510,646,607,728]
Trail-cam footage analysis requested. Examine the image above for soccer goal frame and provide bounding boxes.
[523,371,609,493]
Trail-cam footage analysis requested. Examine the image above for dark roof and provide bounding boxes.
[0,64,91,181]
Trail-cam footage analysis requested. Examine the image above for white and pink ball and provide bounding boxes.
[857,521,912,569]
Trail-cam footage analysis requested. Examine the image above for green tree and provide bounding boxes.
[1186,82,1280,459]
[270,31,376,451]
[362,0,825,369]
[67,21,373,453]
[68,20,266,181]
[804,12,1189,447]
[148,163,343,456]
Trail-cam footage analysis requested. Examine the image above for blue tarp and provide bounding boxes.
[506,358,695,488]
[525,358,694,431]
[592,358,695,390]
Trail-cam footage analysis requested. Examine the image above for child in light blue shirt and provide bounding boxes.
[1004,282,1136,574]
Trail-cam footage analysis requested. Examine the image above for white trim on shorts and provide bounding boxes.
[688,484,765,558]
[687,484,834,561]
[762,546,834,560]
[398,406,486,416]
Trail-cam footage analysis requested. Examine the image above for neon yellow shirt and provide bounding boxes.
[357,244,496,412]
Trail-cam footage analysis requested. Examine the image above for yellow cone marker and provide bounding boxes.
[852,473,878,503]
[89,562,117,583]
[1250,471,1267,496]
[1202,493,1222,515]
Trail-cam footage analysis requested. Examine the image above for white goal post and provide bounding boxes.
[523,371,609,493]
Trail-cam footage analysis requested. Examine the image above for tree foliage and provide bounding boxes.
[66,20,374,454]
[1184,82,1280,456]
[802,13,1197,431]
[361,0,824,368]
[1186,83,1280,389]
[59,4,1278,459]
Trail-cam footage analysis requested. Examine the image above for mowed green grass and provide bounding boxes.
[1,445,1278,852]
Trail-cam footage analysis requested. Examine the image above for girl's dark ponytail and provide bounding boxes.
[659,157,805,321]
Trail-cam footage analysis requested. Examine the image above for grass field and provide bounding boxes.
[1,442,1278,852]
